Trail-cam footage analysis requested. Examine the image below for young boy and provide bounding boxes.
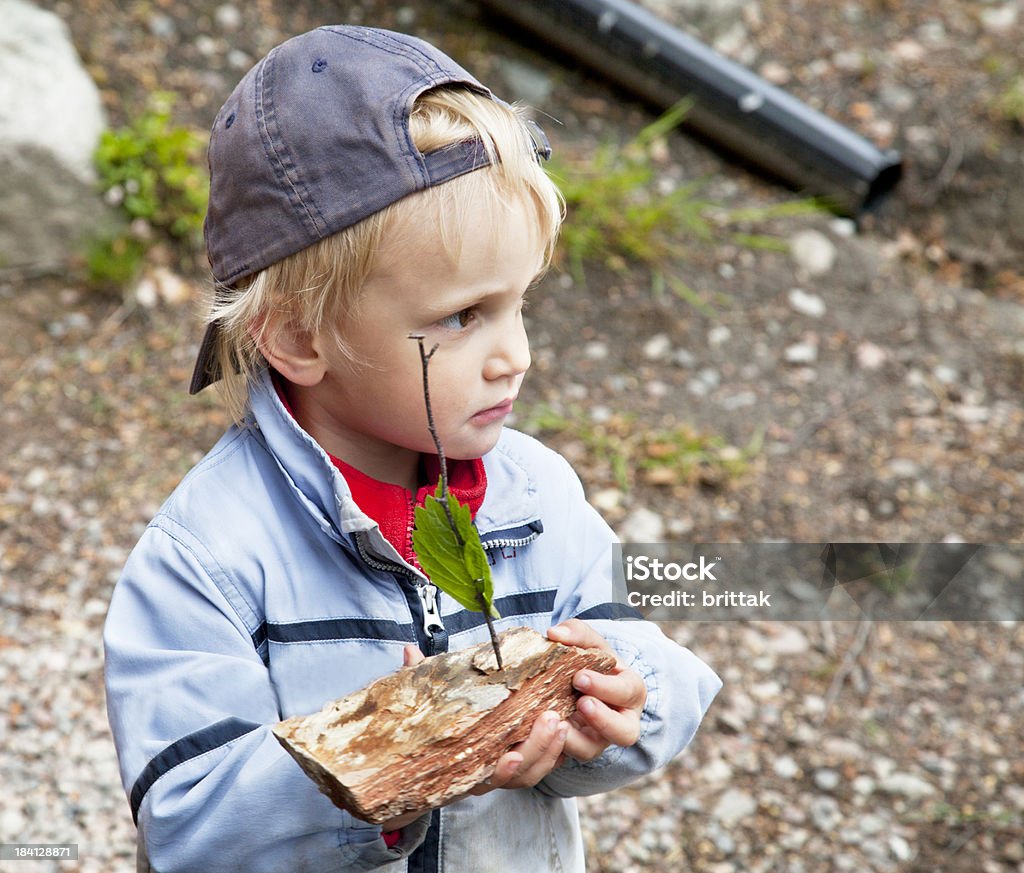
[104,24,721,873]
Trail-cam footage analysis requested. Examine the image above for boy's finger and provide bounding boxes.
[573,696,641,748]
[546,619,615,655]
[573,668,647,711]
[561,722,609,763]
[402,644,426,667]
[509,711,569,787]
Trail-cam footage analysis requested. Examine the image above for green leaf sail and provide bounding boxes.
[412,489,500,620]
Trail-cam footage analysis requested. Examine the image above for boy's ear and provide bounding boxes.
[250,314,327,387]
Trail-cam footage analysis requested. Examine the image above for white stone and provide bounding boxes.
[0,0,108,269]
[880,772,936,798]
[584,341,609,360]
[790,229,838,277]
[708,325,732,346]
[856,341,887,370]
[784,342,818,364]
[981,5,1018,33]
[809,796,842,831]
[773,756,800,779]
[985,550,1024,579]
[828,218,857,238]
[788,288,827,318]
[889,835,914,862]
[643,333,673,360]
[814,768,841,791]
[888,459,920,478]
[591,488,622,513]
[617,507,665,543]
[712,789,757,825]
[704,758,733,784]
[852,775,876,796]
[214,4,243,31]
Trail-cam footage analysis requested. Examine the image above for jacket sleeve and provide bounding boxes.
[104,518,429,872]
[536,455,722,798]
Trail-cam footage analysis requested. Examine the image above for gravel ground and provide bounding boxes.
[3,0,1023,871]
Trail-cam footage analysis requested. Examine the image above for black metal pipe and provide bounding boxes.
[478,0,902,215]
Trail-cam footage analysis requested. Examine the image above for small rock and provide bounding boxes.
[858,813,887,835]
[765,626,811,655]
[852,775,876,796]
[784,342,818,364]
[788,288,827,318]
[984,550,1024,579]
[760,61,791,84]
[889,834,913,862]
[214,4,242,31]
[828,218,857,238]
[952,404,990,424]
[590,488,623,513]
[697,368,721,388]
[880,772,936,799]
[809,796,842,831]
[708,325,732,346]
[227,49,252,70]
[642,333,672,361]
[25,467,48,490]
[932,364,958,384]
[887,459,920,478]
[790,229,837,277]
[712,789,757,825]
[584,341,608,360]
[618,507,665,543]
[814,768,841,791]
[673,348,697,368]
[856,341,887,370]
[832,50,865,72]
[719,391,757,411]
[773,756,800,779]
[890,39,926,63]
[704,758,733,784]
[980,5,1018,34]
[148,13,176,39]
[494,57,553,106]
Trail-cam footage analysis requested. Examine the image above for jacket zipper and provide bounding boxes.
[353,532,446,655]
[481,531,541,552]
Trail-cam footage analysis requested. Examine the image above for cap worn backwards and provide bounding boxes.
[191,25,533,394]
[204,25,495,288]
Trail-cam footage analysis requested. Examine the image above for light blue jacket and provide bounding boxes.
[104,369,721,873]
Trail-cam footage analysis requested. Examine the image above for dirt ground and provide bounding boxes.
[2,0,1022,871]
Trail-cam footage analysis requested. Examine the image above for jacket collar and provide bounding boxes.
[247,367,541,562]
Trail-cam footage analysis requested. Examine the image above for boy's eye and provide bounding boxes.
[436,308,474,330]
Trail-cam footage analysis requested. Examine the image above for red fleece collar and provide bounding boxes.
[330,453,486,567]
[272,374,486,565]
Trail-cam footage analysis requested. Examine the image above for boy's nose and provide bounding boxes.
[485,318,531,381]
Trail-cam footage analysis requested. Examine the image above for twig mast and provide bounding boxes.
[411,335,503,668]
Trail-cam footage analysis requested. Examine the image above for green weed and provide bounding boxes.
[85,91,209,290]
[993,74,1024,125]
[547,100,825,281]
[516,402,757,491]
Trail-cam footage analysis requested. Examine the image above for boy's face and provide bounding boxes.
[295,191,545,489]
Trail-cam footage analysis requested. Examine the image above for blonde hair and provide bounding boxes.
[203,87,564,424]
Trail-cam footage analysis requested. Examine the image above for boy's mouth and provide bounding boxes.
[471,397,516,425]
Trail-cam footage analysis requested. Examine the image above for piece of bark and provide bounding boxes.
[272,625,617,824]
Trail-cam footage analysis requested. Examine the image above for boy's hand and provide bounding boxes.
[546,620,647,762]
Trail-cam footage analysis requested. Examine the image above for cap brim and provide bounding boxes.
[188,322,222,394]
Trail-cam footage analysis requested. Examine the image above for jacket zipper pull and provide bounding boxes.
[419,583,444,639]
